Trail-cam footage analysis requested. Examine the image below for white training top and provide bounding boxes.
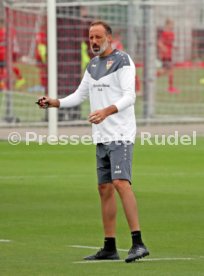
[59,49,136,144]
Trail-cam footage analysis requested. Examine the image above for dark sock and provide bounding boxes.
[131,231,144,246]
[104,237,116,252]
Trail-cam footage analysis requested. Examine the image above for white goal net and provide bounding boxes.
[0,0,204,127]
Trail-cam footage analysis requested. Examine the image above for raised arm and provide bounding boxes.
[36,70,89,109]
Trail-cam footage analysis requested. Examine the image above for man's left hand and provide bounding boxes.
[89,109,107,124]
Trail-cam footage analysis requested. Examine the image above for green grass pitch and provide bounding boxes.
[0,139,204,275]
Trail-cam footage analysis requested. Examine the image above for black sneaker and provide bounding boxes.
[125,244,149,263]
[84,248,120,261]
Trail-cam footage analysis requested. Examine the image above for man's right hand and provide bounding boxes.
[36,96,49,108]
[35,96,60,108]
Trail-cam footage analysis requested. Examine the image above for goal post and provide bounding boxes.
[142,0,156,120]
[47,0,58,137]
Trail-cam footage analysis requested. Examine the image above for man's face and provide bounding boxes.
[89,25,112,56]
[166,21,174,32]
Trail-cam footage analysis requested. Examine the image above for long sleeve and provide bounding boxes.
[59,70,89,108]
[114,59,136,112]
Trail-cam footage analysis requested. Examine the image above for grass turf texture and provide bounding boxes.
[0,139,204,275]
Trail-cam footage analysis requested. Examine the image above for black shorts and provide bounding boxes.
[0,61,6,68]
[162,58,173,69]
[96,141,134,185]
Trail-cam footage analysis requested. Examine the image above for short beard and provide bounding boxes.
[91,39,109,56]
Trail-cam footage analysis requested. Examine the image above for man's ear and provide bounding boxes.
[107,34,112,44]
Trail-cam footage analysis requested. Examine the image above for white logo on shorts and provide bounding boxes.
[114,170,122,174]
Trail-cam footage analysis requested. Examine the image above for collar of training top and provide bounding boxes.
[87,49,130,81]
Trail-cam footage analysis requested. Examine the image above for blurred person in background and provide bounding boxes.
[0,19,6,90]
[0,18,25,91]
[35,21,47,94]
[157,18,179,94]
[80,6,91,75]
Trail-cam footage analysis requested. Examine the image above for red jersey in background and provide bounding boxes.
[0,27,6,62]
[158,30,174,60]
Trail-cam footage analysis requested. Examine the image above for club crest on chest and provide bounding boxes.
[106,60,114,70]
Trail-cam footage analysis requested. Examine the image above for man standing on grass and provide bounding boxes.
[37,20,149,263]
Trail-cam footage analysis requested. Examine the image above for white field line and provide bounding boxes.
[70,245,198,264]
[1,172,204,180]
[0,174,90,179]
[73,258,195,264]
[0,239,11,243]
[0,175,59,179]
